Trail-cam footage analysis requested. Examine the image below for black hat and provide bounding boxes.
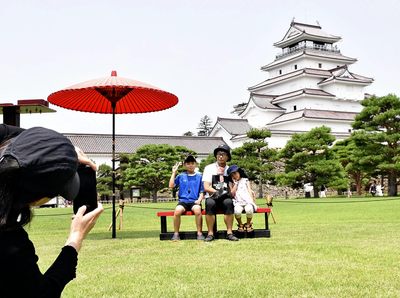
[0,127,80,202]
[227,164,249,180]
[213,144,231,162]
[184,155,197,163]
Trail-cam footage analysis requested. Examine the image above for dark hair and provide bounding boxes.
[0,156,33,230]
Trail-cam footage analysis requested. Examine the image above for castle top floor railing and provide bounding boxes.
[276,44,341,60]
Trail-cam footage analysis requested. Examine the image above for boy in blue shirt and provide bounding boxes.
[169,155,205,241]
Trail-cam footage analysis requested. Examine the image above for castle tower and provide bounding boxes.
[210,20,374,148]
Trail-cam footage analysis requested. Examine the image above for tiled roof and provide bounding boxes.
[64,133,227,156]
[268,109,357,125]
[268,129,351,139]
[292,22,341,40]
[274,22,341,48]
[319,66,373,85]
[261,49,356,70]
[271,88,335,103]
[248,68,331,91]
[250,93,285,110]
[249,66,372,91]
[214,118,252,136]
[304,49,356,62]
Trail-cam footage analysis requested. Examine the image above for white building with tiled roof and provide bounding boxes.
[210,20,373,149]
[65,133,227,167]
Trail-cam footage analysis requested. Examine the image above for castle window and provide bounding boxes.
[318,63,322,68]
[293,105,297,111]
[294,64,297,70]
[279,69,282,75]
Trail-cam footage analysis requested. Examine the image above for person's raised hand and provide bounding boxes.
[172,162,180,173]
[75,146,98,171]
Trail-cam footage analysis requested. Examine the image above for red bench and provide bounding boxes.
[157,207,271,240]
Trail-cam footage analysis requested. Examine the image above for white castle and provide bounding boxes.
[210,20,374,149]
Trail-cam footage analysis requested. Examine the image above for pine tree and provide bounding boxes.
[197,115,213,136]
[332,137,374,195]
[276,126,348,197]
[124,144,195,202]
[230,129,278,198]
[198,153,216,174]
[352,94,400,196]
[96,164,113,201]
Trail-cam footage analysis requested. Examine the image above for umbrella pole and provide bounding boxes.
[112,102,116,238]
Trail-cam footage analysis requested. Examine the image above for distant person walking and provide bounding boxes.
[320,185,327,198]
[369,181,376,196]
[376,182,384,196]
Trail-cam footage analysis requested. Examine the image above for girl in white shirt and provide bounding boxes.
[227,165,258,232]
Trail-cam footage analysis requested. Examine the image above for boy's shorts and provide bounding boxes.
[177,202,202,212]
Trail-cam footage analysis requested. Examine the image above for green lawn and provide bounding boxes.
[28,196,400,297]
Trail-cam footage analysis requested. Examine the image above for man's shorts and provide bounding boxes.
[177,202,202,212]
[205,197,234,215]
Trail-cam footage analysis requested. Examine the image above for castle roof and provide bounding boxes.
[319,66,374,86]
[271,88,335,104]
[248,66,373,92]
[267,109,357,126]
[274,21,342,48]
[250,93,285,110]
[261,49,357,71]
[248,68,330,91]
[211,118,252,137]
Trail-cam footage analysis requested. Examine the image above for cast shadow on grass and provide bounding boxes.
[85,229,160,240]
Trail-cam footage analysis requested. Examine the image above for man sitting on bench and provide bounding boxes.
[202,144,239,242]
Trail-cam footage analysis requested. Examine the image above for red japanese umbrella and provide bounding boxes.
[48,71,178,238]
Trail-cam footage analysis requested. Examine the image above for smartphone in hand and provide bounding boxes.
[73,166,98,215]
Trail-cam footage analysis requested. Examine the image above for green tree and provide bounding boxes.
[174,146,197,163]
[124,144,194,202]
[116,153,130,199]
[276,126,348,197]
[332,137,374,195]
[182,131,194,136]
[198,153,216,174]
[231,102,247,114]
[230,129,278,197]
[352,94,400,196]
[96,164,113,200]
[197,115,213,136]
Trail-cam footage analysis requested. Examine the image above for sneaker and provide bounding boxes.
[226,233,239,241]
[197,233,205,241]
[204,234,215,242]
[171,234,180,241]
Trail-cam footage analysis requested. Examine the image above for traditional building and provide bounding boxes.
[65,133,227,167]
[210,20,373,149]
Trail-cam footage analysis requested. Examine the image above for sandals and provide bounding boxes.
[171,234,180,241]
[204,234,215,242]
[237,224,245,232]
[244,223,254,232]
[226,233,239,241]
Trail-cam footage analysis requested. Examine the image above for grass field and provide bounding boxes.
[28,196,400,298]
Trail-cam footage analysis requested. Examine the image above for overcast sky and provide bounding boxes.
[1,0,399,136]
